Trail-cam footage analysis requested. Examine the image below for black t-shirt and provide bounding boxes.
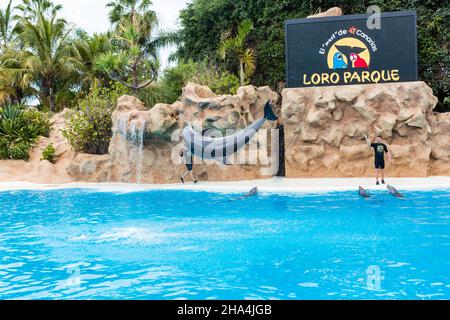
[181,148,193,164]
[371,143,388,162]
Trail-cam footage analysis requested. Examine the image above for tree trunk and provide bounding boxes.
[49,89,55,113]
[132,63,138,96]
[239,62,245,86]
[43,76,56,112]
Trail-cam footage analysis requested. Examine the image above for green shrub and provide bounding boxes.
[0,105,50,160]
[209,71,240,95]
[0,138,10,159]
[9,141,30,160]
[22,108,51,138]
[160,60,241,103]
[41,143,56,163]
[0,138,31,160]
[137,84,169,108]
[63,85,121,155]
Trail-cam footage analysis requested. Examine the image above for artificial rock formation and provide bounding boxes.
[307,7,342,18]
[1,81,449,184]
[67,83,282,184]
[282,81,450,177]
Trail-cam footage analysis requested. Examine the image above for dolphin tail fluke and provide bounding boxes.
[264,101,278,121]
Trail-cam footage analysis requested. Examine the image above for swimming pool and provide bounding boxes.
[0,187,449,300]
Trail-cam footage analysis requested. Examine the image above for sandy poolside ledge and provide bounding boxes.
[1,177,450,194]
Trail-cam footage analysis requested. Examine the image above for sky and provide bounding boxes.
[2,0,191,70]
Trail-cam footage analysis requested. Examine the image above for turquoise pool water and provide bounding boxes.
[0,188,449,300]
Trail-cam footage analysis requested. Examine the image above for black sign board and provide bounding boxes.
[285,11,418,88]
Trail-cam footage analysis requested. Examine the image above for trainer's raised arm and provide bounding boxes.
[364,135,371,146]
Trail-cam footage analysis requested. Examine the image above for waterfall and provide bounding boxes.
[111,114,145,183]
[129,121,145,183]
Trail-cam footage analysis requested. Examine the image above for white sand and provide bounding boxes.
[1,176,449,194]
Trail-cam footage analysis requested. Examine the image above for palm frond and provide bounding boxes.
[240,48,256,76]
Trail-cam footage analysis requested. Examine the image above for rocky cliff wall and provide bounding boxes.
[281,81,450,177]
[1,81,448,184]
[67,83,281,184]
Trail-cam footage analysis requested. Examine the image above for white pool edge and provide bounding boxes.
[1,176,450,194]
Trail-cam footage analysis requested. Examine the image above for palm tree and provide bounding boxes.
[0,48,32,105]
[15,5,75,111]
[72,32,114,92]
[97,1,177,96]
[95,19,159,95]
[0,0,15,52]
[218,20,256,86]
[107,0,157,39]
[15,0,61,21]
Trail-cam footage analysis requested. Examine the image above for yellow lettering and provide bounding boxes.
[330,73,340,84]
[391,69,400,81]
[311,73,320,85]
[350,72,361,83]
[344,72,352,83]
[381,70,391,81]
[371,71,381,84]
[303,74,311,85]
[361,71,370,83]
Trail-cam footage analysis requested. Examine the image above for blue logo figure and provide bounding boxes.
[332,52,347,69]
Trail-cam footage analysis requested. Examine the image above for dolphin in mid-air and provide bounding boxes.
[183,101,278,165]
[358,187,371,198]
[387,185,404,198]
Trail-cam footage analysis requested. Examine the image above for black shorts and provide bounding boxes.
[185,163,193,171]
[375,159,385,169]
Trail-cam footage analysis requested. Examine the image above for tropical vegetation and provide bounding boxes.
[0,104,50,160]
[62,83,126,155]
[218,19,255,86]
[41,143,55,162]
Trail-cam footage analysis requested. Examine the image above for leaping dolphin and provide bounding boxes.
[183,101,278,165]
[387,185,404,198]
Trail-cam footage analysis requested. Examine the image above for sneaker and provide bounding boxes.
[376,181,380,186]
[194,180,198,184]
[180,177,185,184]
[382,180,385,184]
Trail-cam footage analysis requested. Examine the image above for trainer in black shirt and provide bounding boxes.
[365,135,393,185]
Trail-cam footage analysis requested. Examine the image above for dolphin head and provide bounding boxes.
[249,187,258,196]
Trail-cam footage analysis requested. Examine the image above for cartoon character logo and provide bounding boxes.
[332,52,347,69]
[327,37,370,70]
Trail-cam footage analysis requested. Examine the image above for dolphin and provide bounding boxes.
[358,186,371,198]
[227,187,258,202]
[242,187,258,198]
[183,101,278,165]
[387,185,404,198]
